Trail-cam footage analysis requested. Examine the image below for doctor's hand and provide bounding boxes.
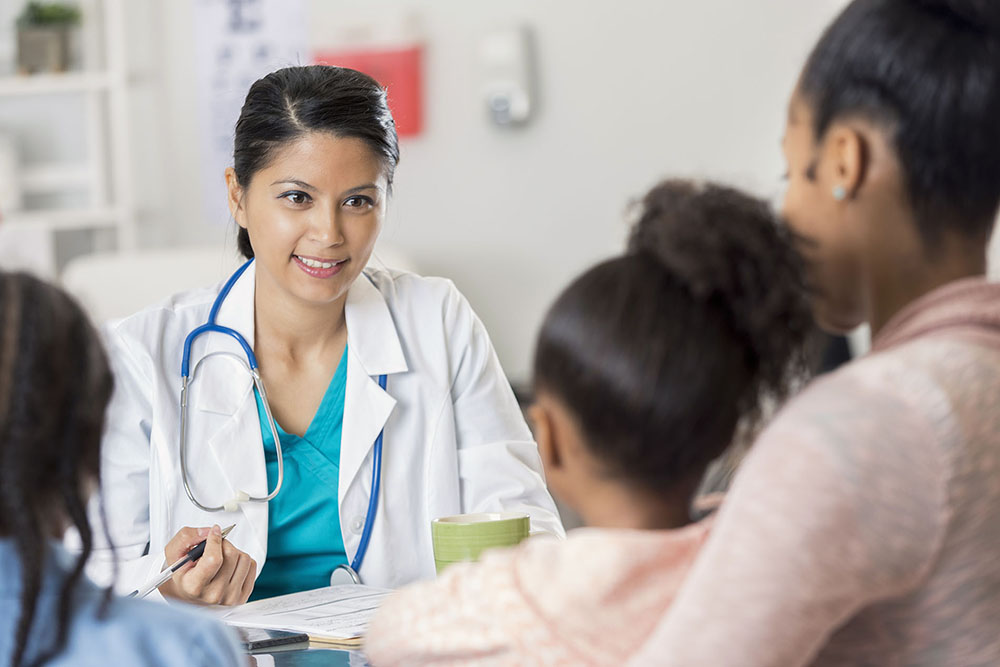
[159,525,257,606]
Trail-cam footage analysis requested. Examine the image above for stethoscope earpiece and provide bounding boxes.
[223,491,250,513]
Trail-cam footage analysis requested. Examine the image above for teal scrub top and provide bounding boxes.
[248,348,349,601]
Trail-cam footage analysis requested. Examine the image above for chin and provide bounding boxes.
[299,286,350,307]
[815,306,864,336]
[288,266,354,294]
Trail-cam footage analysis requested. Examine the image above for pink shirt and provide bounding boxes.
[631,278,1000,666]
[365,519,713,666]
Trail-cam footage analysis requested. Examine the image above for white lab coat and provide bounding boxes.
[88,262,563,598]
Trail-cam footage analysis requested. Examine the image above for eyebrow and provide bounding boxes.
[270,180,381,196]
[271,179,317,191]
[342,183,381,196]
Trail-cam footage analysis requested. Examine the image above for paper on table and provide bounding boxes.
[222,585,391,643]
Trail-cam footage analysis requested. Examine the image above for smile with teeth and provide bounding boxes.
[295,255,344,269]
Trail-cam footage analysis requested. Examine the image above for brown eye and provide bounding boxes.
[344,195,374,209]
[279,191,311,206]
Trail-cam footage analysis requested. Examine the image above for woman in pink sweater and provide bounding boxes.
[631,1,1000,665]
[364,180,815,665]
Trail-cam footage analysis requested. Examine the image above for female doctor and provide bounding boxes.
[91,65,564,605]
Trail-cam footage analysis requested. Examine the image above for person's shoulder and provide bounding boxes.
[754,348,948,479]
[379,539,527,616]
[367,541,527,660]
[108,594,238,640]
[363,267,481,340]
[786,342,952,422]
[364,266,463,308]
[514,526,709,597]
[105,282,219,343]
[64,588,243,667]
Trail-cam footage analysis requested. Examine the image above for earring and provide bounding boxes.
[833,185,847,201]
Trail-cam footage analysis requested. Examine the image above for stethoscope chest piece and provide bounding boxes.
[330,563,363,586]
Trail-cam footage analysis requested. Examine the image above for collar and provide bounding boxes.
[872,276,1000,353]
[345,268,408,376]
[194,261,408,415]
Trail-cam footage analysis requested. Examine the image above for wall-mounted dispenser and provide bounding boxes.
[480,25,536,127]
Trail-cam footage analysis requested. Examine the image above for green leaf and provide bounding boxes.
[17,2,82,27]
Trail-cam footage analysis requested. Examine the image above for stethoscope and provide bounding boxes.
[178,258,385,585]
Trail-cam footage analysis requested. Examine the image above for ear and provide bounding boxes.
[225,167,247,227]
[528,403,561,474]
[824,123,868,199]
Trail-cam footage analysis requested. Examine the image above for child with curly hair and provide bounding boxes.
[364,180,814,665]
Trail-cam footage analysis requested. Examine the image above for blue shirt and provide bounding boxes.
[250,347,350,601]
[0,539,243,666]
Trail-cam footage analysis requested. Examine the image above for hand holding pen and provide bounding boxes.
[128,524,235,599]
[154,523,257,606]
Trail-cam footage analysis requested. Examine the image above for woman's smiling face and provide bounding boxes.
[227,131,388,308]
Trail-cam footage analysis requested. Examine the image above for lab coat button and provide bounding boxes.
[351,517,364,533]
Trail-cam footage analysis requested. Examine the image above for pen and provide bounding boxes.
[127,524,236,599]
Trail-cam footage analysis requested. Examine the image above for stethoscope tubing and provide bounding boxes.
[177,257,384,579]
[351,373,386,572]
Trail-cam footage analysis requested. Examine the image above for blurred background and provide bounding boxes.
[1,0,997,386]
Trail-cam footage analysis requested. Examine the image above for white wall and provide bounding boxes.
[8,1,1000,381]
[144,0,852,383]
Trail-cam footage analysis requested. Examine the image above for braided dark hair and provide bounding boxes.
[533,180,815,494]
[0,272,114,667]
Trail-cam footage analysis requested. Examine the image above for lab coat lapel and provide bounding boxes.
[340,271,408,500]
[187,261,268,557]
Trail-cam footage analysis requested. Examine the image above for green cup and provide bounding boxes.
[431,512,530,574]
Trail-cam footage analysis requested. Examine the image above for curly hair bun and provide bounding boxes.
[627,179,813,405]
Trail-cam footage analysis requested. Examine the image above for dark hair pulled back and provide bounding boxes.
[232,65,400,259]
[0,272,114,667]
[799,0,1000,244]
[533,180,814,493]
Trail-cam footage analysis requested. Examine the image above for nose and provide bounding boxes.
[309,205,345,247]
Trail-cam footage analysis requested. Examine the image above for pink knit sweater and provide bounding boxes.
[365,519,713,666]
[630,278,1000,666]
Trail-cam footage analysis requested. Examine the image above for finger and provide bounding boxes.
[238,559,257,605]
[216,539,242,582]
[220,552,250,605]
[222,553,253,606]
[200,536,241,604]
[181,524,225,599]
[164,526,210,562]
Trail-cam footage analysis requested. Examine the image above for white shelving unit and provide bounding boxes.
[0,0,135,264]
[0,71,111,95]
[1,206,121,232]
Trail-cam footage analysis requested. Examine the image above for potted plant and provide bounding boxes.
[16,2,82,74]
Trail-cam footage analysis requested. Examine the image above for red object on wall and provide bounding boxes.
[314,45,423,137]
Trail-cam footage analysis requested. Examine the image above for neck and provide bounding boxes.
[575,475,698,531]
[254,273,347,360]
[867,226,987,335]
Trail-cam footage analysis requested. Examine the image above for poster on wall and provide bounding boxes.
[193,0,307,228]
